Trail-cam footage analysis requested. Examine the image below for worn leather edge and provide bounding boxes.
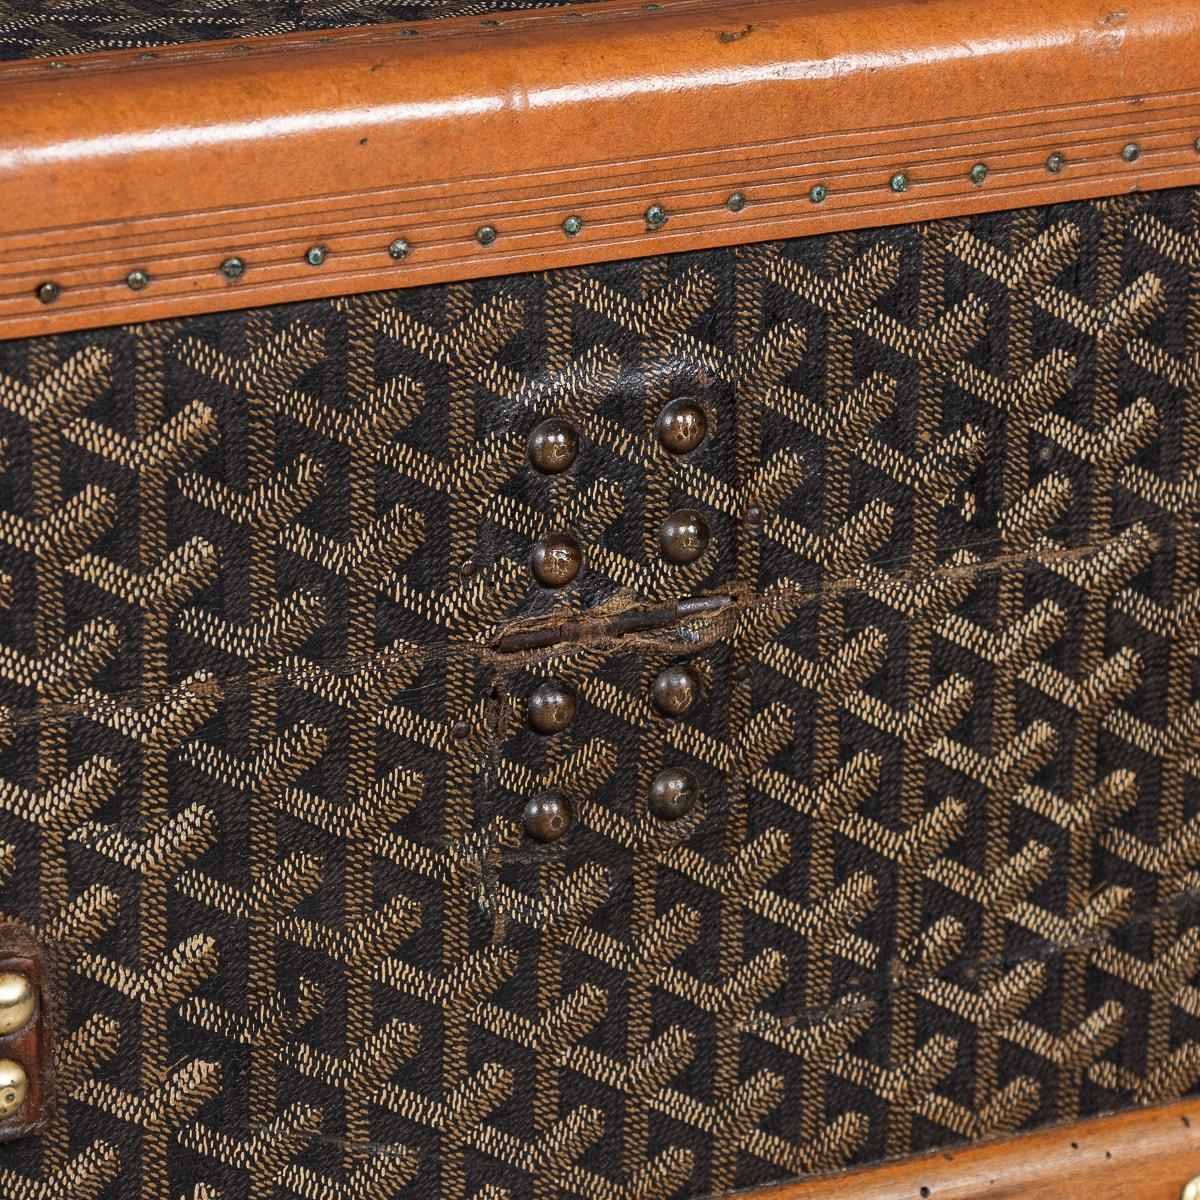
[3,0,1200,339]
[740,1097,1200,1199]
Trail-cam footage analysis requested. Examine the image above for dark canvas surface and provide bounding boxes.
[0,187,1197,1197]
[0,0,596,60]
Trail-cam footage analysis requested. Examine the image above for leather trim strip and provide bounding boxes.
[3,0,1200,339]
[752,1097,1200,1200]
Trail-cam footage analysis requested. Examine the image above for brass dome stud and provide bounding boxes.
[648,767,699,820]
[656,398,708,455]
[0,1060,28,1121]
[651,664,701,717]
[0,974,35,1037]
[528,681,577,735]
[659,509,710,566]
[527,418,579,475]
[523,790,573,843]
[530,532,582,588]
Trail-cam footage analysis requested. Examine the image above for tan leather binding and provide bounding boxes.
[3,0,1200,339]
[753,1097,1200,1200]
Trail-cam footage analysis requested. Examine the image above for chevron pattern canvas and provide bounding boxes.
[0,187,1197,1198]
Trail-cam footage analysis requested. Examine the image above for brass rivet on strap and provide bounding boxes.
[648,767,699,820]
[0,1060,28,1122]
[528,681,577,735]
[646,204,668,230]
[527,418,579,474]
[651,664,700,717]
[657,398,708,455]
[0,974,35,1038]
[660,509,710,566]
[523,790,572,842]
[530,532,582,587]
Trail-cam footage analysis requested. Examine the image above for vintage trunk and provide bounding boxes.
[1,1,1200,1197]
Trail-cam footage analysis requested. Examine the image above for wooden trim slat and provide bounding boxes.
[746,1098,1200,1200]
[3,0,1200,337]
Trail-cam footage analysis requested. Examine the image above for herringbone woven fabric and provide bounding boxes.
[0,0,592,60]
[0,186,1197,1198]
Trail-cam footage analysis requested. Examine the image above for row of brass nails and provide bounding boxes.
[33,138,1188,306]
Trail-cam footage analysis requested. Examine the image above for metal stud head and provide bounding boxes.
[1046,152,1066,174]
[126,270,149,291]
[726,192,746,213]
[528,681,577,735]
[530,532,582,588]
[305,246,327,267]
[657,398,708,455]
[0,974,35,1038]
[35,282,59,305]
[562,215,583,237]
[646,204,668,230]
[659,509,710,566]
[221,257,245,280]
[523,790,573,842]
[0,1060,27,1121]
[970,163,988,184]
[648,767,699,820]
[1122,142,1141,163]
[527,418,579,475]
[809,184,828,204]
[477,225,498,247]
[651,664,701,717]
[389,238,412,261]
[890,172,909,194]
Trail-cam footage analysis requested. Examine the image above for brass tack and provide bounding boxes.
[646,204,668,230]
[523,790,572,842]
[0,1060,28,1122]
[530,532,582,588]
[648,767,700,820]
[660,509,710,566]
[656,398,708,455]
[0,974,35,1037]
[651,663,701,717]
[527,418,579,475]
[528,681,577,735]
